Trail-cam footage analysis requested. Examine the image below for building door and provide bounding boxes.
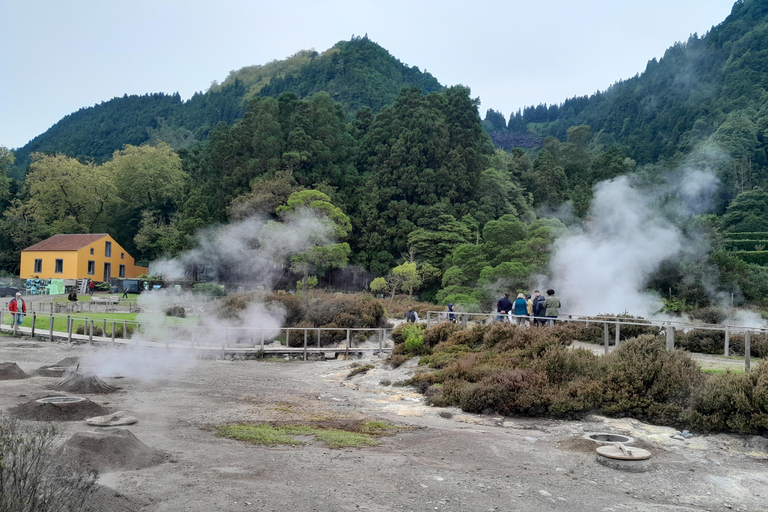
[103,263,111,282]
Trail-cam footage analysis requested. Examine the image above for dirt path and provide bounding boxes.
[0,338,766,512]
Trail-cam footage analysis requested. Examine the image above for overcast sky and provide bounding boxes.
[1,0,736,150]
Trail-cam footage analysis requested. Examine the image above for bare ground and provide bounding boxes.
[0,337,766,512]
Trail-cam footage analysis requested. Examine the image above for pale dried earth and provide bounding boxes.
[0,336,766,512]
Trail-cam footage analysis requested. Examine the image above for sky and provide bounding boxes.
[1,0,737,150]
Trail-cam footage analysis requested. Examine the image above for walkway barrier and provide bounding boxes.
[0,310,391,359]
[425,311,767,372]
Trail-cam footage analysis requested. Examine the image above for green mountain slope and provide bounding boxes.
[502,0,768,175]
[11,37,441,173]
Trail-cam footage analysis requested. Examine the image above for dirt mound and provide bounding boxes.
[36,356,80,377]
[60,429,165,472]
[54,371,118,393]
[55,356,80,367]
[10,396,111,421]
[0,362,29,380]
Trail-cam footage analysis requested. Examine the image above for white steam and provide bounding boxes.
[83,210,336,380]
[548,169,719,317]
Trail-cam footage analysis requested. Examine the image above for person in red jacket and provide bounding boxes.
[8,292,26,330]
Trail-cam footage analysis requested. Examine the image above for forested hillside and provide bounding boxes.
[11,36,440,174]
[487,0,768,203]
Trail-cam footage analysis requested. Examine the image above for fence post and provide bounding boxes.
[603,322,609,355]
[724,326,730,357]
[346,329,351,351]
[123,320,127,340]
[745,331,751,372]
[317,329,320,349]
[426,312,431,328]
[666,323,675,351]
[286,329,290,348]
[89,320,93,343]
[102,319,107,338]
[112,321,116,344]
[49,314,54,342]
[303,329,308,361]
[462,314,467,329]
[615,320,621,347]
[67,316,72,343]
[31,312,36,337]
[379,328,383,358]
[260,330,264,350]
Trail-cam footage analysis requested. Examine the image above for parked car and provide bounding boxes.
[0,283,19,297]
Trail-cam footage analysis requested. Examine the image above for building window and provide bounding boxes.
[90,248,94,255]
[121,252,125,259]
[34,259,42,273]
[54,259,63,273]
[119,264,125,278]
[105,241,112,257]
[87,261,95,275]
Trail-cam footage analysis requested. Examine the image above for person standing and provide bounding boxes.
[88,280,95,296]
[8,292,26,334]
[543,289,561,326]
[405,305,419,323]
[525,293,534,326]
[496,292,513,323]
[447,303,456,323]
[513,293,528,326]
[532,290,546,326]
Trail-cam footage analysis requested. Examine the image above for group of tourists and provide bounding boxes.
[496,289,560,326]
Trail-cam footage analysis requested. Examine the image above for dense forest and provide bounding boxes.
[10,37,441,174]
[4,1,768,313]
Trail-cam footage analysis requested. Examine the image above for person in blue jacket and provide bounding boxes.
[512,293,528,326]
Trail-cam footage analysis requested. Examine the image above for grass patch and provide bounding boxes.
[6,311,199,334]
[701,367,746,375]
[216,420,400,449]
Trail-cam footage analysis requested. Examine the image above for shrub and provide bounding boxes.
[193,282,226,296]
[459,370,549,415]
[391,322,425,344]
[600,334,705,423]
[561,314,657,344]
[76,324,103,336]
[95,281,110,291]
[403,325,428,356]
[0,416,96,511]
[690,307,728,325]
[165,305,186,318]
[683,363,768,434]
[422,322,462,348]
[676,329,726,355]
[388,354,409,368]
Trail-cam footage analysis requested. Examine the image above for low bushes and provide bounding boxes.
[676,330,768,358]
[218,291,387,346]
[408,322,767,434]
[75,323,135,337]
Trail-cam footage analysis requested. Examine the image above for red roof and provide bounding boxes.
[23,234,110,252]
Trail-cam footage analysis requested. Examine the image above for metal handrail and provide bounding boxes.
[425,310,764,372]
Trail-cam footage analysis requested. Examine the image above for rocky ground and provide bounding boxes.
[0,336,766,512]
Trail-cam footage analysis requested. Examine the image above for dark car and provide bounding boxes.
[0,283,19,297]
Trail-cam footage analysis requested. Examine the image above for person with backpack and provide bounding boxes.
[8,292,26,333]
[405,305,419,323]
[88,280,96,296]
[532,290,546,326]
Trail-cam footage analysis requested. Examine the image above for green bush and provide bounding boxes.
[402,324,428,356]
[724,232,768,240]
[725,239,768,251]
[600,335,705,423]
[391,322,425,344]
[683,363,768,433]
[193,282,226,296]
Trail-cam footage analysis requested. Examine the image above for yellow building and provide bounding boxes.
[20,234,148,281]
